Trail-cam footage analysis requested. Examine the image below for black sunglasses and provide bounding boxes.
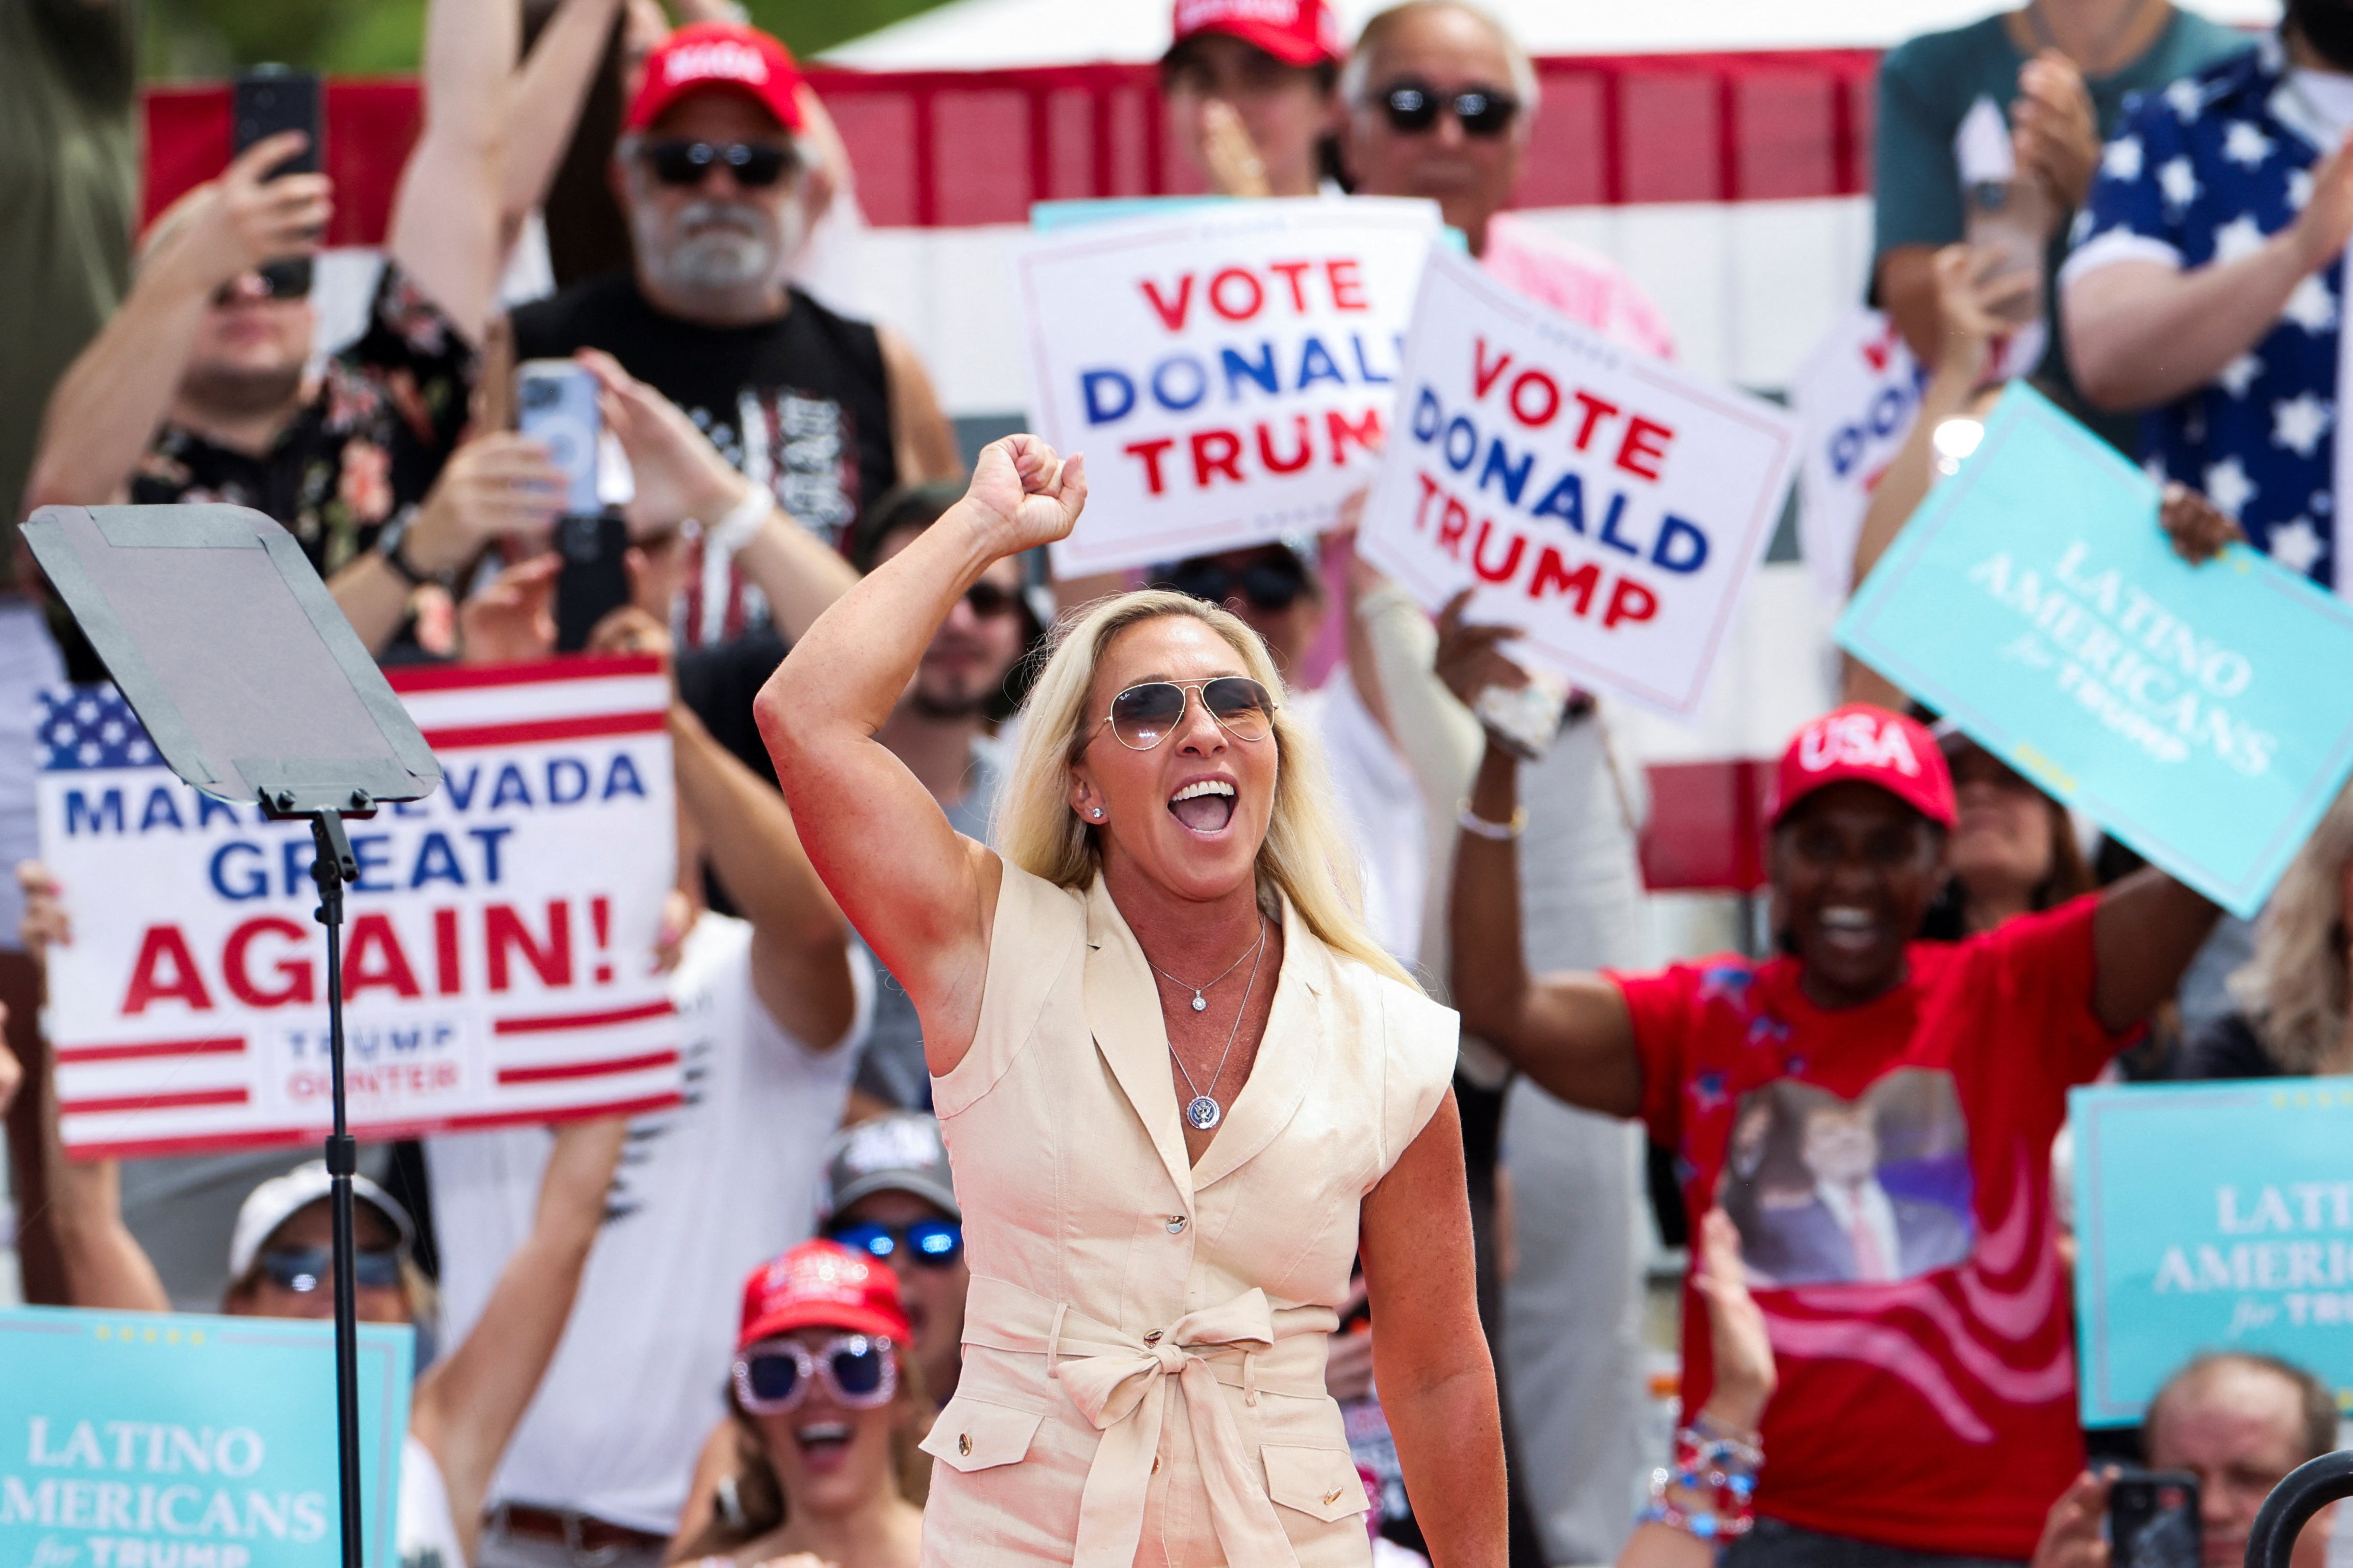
[641,139,797,189]
[1374,80,1519,137]
[1163,559,1309,612]
[961,581,1021,620]
[258,1245,402,1294]
[212,263,313,307]
[827,1217,965,1268]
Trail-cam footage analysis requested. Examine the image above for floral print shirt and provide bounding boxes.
[131,262,474,577]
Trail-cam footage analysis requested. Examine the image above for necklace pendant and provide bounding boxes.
[1190,993,1207,1012]
[1185,1095,1222,1131]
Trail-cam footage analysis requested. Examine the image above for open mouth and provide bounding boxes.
[794,1421,852,1469]
[1168,778,1237,834]
[1816,905,1880,956]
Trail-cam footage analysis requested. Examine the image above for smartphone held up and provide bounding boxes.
[517,360,632,652]
[230,65,322,299]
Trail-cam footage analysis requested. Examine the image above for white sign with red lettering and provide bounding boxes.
[1011,197,1442,576]
[1356,247,1800,719]
[36,658,680,1159]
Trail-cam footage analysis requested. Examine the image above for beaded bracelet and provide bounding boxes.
[1635,1422,1763,1543]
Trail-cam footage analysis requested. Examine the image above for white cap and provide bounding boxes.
[227,1161,416,1283]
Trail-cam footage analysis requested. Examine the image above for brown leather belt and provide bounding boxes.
[493,1504,667,1558]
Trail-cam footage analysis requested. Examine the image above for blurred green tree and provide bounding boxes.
[140,0,957,77]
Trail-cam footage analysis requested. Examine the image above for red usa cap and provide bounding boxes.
[1768,704,1956,830]
[1169,0,1343,67]
[737,1240,910,1350]
[626,22,805,134]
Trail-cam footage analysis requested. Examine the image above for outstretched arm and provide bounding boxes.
[498,0,626,245]
[756,436,1086,1076]
[1436,602,1644,1116]
[1360,1093,1505,1568]
[387,0,517,342]
[409,1114,627,1565]
[16,865,172,1313]
[24,135,329,512]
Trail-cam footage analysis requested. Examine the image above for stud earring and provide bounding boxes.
[1090,807,1105,820]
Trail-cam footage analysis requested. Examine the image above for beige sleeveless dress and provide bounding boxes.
[915,866,1459,1568]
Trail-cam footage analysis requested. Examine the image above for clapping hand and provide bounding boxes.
[1930,243,2042,379]
[962,435,1088,556]
[2013,52,2100,214]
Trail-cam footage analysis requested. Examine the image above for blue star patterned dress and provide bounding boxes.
[2063,37,2344,589]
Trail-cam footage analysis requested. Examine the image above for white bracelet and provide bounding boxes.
[1457,802,1528,840]
[703,482,772,556]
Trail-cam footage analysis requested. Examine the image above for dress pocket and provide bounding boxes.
[1261,1444,1371,1523]
[919,1394,1046,1473]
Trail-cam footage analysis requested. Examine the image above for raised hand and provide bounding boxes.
[2028,1468,2114,1568]
[158,132,334,294]
[963,434,1088,556]
[578,348,753,534]
[1434,588,1529,710]
[458,553,560,665]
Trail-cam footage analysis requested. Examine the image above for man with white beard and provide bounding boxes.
[509,22,962,648]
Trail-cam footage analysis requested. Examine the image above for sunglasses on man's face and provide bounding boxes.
[211,264,313,308]
[733,1335,897,1414]
[1374,80,1519,137]
[1098,676,1278,752]
[827,1216,964,1268]
[959,580,1021,620]
[257,1245,403,1294]
[640,139,797,189]
[1163,559,1308,612]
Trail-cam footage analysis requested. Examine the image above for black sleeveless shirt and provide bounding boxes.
[511,273,897,640]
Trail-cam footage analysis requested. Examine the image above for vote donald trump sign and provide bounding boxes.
[1012,197,1441,576]
[1356,247,1800,719]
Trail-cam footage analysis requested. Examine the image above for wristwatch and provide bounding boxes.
[374,507,437,588]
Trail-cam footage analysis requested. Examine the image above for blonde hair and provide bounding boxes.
[2229,781,2353,1073]
[993,590,1415,990]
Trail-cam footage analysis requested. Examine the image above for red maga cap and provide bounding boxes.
[737,1240,910,1350]
[1169,0,1343,67]
[626,22,805,134]
[1768,704,1956,830]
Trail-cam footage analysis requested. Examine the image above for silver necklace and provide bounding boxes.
[2024,0,2154,76]
[1166,920,1267,1132]
[1148,924,1264,1013]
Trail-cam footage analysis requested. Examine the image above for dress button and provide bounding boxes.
[1166,1215,1188,1234]
[958,1433,971,1457]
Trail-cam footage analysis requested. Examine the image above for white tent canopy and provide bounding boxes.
[822,0,2279,68]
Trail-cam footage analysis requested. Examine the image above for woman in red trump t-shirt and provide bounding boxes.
[1450,700,2224,1566]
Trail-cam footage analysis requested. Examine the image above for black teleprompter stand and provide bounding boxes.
[23,503,442,1568]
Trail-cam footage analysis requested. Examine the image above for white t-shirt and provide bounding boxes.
[426,912,872,1533]
[398,1435,464,1568]
[1291,667,1427,969]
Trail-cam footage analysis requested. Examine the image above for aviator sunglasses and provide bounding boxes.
[640,138,797,189]
[1162,558,1308,612]
[732,1334,898,1414]
[258,1245,402,1294]
[827,1216,965,1268]
[1374,79,1519,137]
[1097,677,1278,752]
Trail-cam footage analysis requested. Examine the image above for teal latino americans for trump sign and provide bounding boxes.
[2071,1081,2353,1426]
[0,1307,411,1568]
[1836,383,2353,918]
